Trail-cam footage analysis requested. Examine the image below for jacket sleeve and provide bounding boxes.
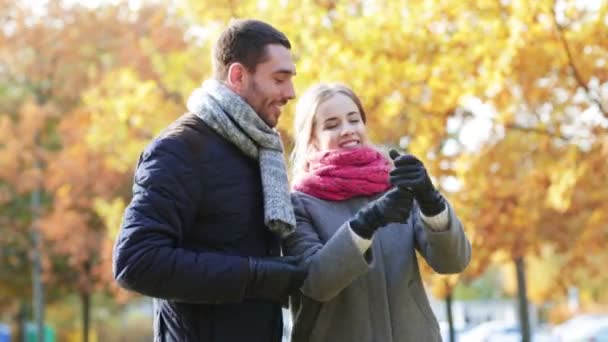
[112,138,250,303]
[282,194,371,302]
[412,200,471,274]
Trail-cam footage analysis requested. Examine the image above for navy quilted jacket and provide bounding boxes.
[113,113,283,342]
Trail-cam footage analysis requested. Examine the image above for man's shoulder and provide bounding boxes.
[160,112,206,139]
[135,113,204,165]
[153,113,208,155]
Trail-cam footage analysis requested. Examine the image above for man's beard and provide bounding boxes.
[243,80,263,113]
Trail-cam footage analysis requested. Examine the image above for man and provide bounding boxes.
[113,19,307,342]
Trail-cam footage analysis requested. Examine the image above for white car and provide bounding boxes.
[458,320,519,342]
[551,314,608,341]
[458,320,557,342]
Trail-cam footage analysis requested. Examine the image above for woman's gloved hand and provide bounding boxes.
[349,187,414,239]
[388,149,445,216]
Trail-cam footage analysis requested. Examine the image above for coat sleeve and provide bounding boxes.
[412,200,471,274]
[282,194,371,302]
[112,137,250,303]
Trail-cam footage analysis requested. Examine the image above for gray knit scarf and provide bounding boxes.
[186,79,295,238]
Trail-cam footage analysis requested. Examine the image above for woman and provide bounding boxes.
[284,83,471,342]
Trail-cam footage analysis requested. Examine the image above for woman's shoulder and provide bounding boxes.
[291,190,317,202]
[291,190,347,203]
[290,191,322,210]
[291,191,372,212]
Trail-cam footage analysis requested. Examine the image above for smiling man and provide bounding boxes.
[112,19,308,342]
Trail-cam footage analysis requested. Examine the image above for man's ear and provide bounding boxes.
[227,63,248,93]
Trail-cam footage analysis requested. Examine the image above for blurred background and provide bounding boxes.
[0,0,607,341]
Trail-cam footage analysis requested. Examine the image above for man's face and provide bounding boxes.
[240,44,296,128]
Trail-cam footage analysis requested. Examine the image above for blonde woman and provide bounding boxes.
[283,83,471,342]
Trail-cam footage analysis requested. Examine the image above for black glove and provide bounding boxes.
[349,187,414,239]
[389,149,446,216]
[244,255,309,303]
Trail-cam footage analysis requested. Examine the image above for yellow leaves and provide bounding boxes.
[93,197,126,241]
[0,0,605,307]
[56,184,72,201]
[83,68,181,173]
[0,120,21,183]
[0,102,55,195]
[14,102,52,142]
[546,165,585,212]
[148,46,209,101]
[586,209,605,229]
[429,274,461,299]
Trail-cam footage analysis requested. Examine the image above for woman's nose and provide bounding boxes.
[340,126,354,137]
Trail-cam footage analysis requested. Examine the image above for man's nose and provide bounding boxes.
[283,82,296,100]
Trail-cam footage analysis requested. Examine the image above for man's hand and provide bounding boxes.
[245,255,309,303]
[349,187,414,239]
[389,149,446,216]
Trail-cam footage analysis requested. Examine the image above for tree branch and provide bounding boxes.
[551,0,608,118]
[152,74,183,104]
[505,123,571,141]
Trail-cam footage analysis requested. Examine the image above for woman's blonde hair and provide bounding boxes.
[291,83,367,183]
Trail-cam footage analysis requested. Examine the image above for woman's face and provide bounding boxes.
[311,93,368,152]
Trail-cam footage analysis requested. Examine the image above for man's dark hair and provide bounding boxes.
[213,19,291,80]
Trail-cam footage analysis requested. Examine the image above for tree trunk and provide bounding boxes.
[446,289,455,342]
[31,185,45,342]
[81,292,90,342]
[15,301,26,342]
[515,256,531,342]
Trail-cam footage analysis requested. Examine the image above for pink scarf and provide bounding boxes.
[293,146,392,201]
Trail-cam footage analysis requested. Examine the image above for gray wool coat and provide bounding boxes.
[282,191,471,342]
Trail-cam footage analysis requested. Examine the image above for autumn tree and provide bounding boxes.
[450,0,608,339]
[2,0,607,341]
[177,0,608,340]
[1,0,190,340]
